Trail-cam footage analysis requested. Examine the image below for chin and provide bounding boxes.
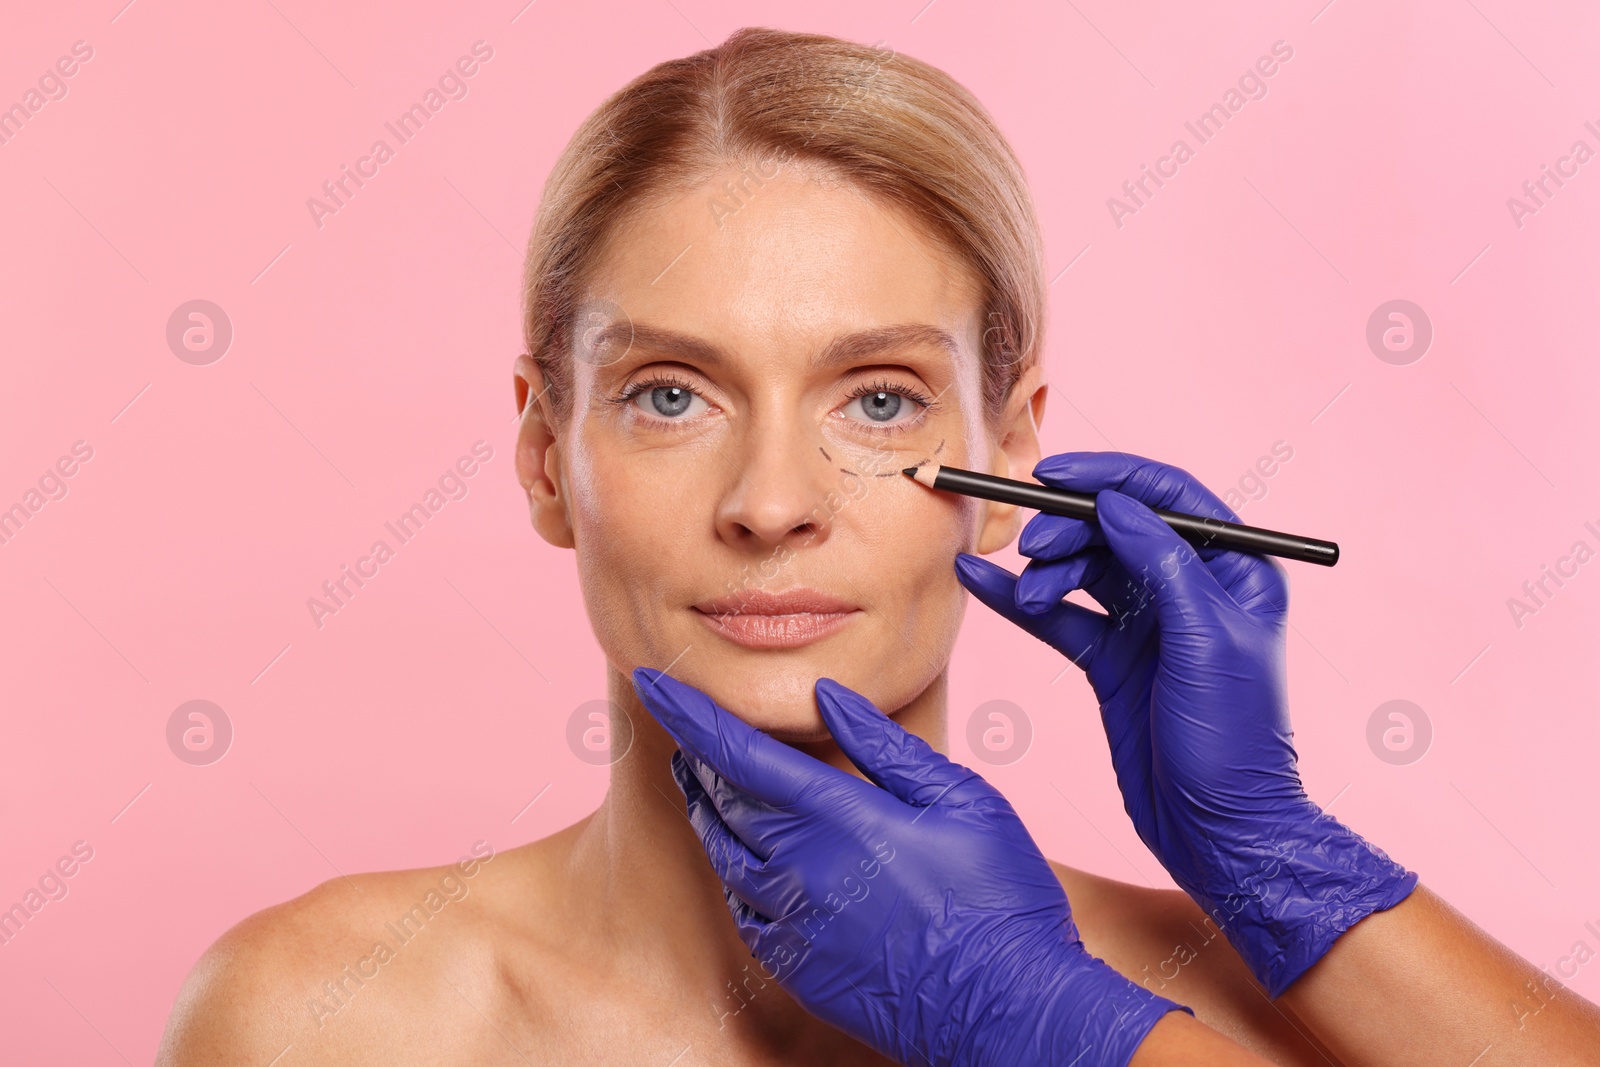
[690,657,836,739]
[748,711,836,745]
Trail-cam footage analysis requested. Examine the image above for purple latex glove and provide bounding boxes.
[953,451,1418,998]
[630,666,1191,1067]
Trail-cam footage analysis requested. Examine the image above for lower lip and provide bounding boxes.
[694,609,861,650]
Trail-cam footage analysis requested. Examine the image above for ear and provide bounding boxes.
[973,362,1048,556]
[513,354,575,550]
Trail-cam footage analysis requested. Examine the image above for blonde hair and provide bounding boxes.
[522,26,1044,426]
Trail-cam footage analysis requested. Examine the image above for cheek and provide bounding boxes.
[830,433,986,549]
[564,439,695,629]
[882,493,973,678]
[571,493,689,588]
[847,460,976,581]
[563,441,609,546]
[565,425,696,543]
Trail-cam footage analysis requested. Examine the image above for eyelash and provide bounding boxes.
[609,374,938,435]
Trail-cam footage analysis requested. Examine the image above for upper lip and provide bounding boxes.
[694,588,860,616]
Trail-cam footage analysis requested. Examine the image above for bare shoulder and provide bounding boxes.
[156,822,586,1067]
[1049,861,1342,1067]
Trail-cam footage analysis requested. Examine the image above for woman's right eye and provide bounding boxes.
[628,382,709,421]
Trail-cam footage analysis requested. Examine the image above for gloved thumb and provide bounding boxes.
[814,677,980,810]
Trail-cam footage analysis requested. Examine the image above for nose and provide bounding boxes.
[713,418,842,552]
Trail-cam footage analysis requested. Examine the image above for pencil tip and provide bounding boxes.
[901,467,919,477]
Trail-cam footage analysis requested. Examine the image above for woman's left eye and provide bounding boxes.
[837,385,930,430]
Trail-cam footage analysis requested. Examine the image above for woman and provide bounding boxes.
[156,27,1599,1066]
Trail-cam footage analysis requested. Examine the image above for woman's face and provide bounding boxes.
[518,163,1041,740]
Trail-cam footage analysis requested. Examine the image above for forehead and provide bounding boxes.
[582,166,987,360]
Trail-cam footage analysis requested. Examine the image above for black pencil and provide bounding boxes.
[902,464,1339,567]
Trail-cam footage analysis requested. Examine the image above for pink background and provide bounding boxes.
[3,0,1598,1060]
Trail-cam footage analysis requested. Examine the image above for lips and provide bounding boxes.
[692,588,862,650]
[695,588,858,616]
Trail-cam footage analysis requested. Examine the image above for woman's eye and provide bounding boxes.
[621,379,926,429]
[630,384,709,420]
[840,389,924,427]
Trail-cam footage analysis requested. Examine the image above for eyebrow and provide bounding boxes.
[593,320,961,371]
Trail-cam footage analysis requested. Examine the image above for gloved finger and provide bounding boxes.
[1092,489,1232,636]
[1036,453,1292,609]
[1093,694,1157,834]
[747,910,810,988]
[672,750,786,921]
[1018,512,1102,560]
[1204,545,1292,617]
[687,757,834,877]
[633,667,855,812]
[954,553,1110,673]
[1034,452,1242,529]
[813,677,985,810]
[1014,549,1115,615]
[724,886,768,954]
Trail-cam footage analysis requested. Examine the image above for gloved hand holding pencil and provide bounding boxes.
[952,451,1418,998]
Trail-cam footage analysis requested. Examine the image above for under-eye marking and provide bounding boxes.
[819,446,831,461]
[876,462,922,478]
[934,438,944,455]
[879,452,929,476]
[839,467,860,477]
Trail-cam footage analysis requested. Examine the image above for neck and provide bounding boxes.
[569,661,949,1050]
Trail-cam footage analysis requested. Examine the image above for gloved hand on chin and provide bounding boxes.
[632,666,1192,1067]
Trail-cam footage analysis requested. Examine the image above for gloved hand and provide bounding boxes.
[953,451,1418,998]
[630,666,1191,1067]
